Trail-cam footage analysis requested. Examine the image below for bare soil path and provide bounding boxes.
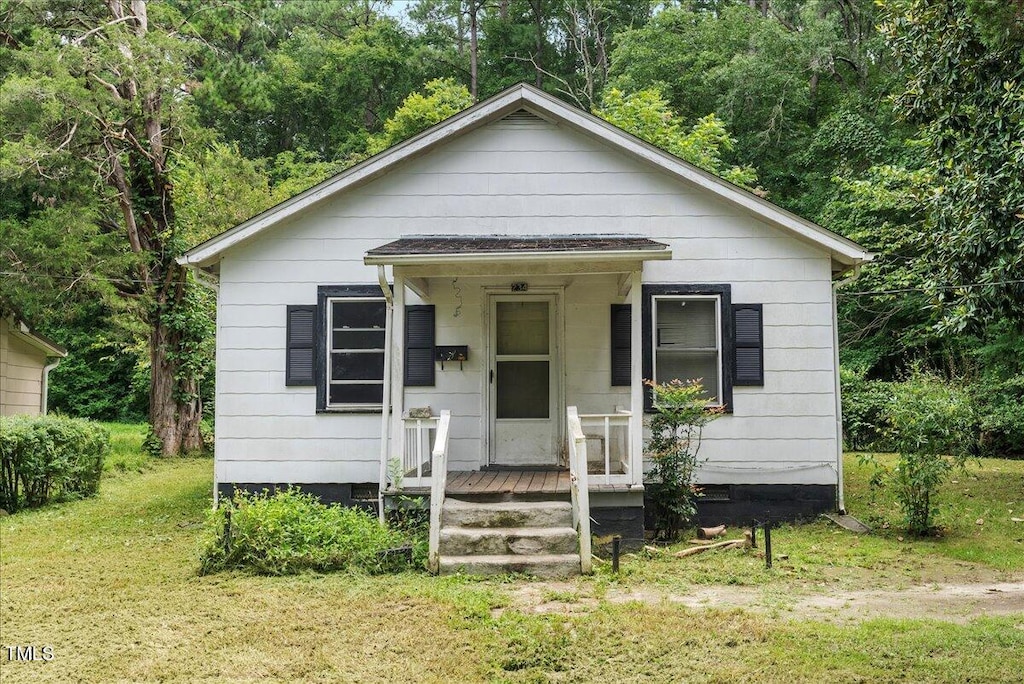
[505,577,1024,624]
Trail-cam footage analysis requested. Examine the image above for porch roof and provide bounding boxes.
[364,235,671,266]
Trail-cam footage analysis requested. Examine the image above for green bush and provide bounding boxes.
[867,371,976,536]
[975,374,1024,457]
[644,379,722,540]
[840,367,893,451]
[199,488,419,575]
[972,324,1024,457]
[0,415,109,512]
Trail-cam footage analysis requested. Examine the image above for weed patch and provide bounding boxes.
[200,488,420,575]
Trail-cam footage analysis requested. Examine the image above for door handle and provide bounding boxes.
[489,369,494,384]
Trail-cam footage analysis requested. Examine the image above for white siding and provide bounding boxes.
[214,116,840,487]
[0,319,46,416]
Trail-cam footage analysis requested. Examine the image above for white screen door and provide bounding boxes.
[489,295,559,465]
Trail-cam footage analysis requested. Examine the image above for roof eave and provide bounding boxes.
[178,87,532,268]
[511,85,872,265]
[179,82,873,267]
[10,324,67,357]
[364,249,673,266]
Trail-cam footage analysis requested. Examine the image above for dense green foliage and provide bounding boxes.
[644,379,723,539]
[199,488,419,575]
[595,87,758,188]
[839,368,893,452]
[366,77,474,155]
[0,415,109,512]
[1,0,1021,460]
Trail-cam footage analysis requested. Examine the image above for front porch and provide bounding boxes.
[388,465,641,499]
[393,410,640,493]
[364,236,669,574]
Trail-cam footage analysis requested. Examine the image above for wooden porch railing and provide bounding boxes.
[401,415,439,487]
[566,406,592,574]
[577,410,632,484]
[427,410,451,574]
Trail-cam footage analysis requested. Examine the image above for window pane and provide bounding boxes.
[656,350,719,401]
[656,299,716,349]
[332,329,385,350]
[497,361,549,418]
[496,301,549,355]
[333,300,385,329]
[329,383,383,405]
[332,352,384,380]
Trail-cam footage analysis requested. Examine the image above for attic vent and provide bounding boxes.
[500,109,546,125]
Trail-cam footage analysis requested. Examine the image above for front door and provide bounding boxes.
[488,295,560,466]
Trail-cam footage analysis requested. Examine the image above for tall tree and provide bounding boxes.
[879,0,1024,332]
[1,1,208,454]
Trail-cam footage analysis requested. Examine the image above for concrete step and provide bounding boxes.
[443,499,573,529]
[439,526,577,556]
[439,554,581,578]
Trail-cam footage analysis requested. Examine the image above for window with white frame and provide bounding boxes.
[328,297,386,407]
[652,295,722,403]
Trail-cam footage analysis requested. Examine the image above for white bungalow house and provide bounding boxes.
[179,84,872,576]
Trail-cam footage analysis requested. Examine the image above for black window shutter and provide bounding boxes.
[611,304,631,386]
[733,304,764,386]
[404,305,435,387]
[286,305,317,386]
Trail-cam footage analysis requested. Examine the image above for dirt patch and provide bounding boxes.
[502,578,1024,624]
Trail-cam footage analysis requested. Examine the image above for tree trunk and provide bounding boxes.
[469,0,479,100]
[149,297,204,456]
[533,0,543,88]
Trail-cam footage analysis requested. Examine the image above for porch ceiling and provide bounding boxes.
[363,235,671,270]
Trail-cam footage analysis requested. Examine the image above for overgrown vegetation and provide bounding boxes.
[842,354,1024,460]
[199,488,422,575]
[644,379,723,540]
[860,372,976,535]
[2,453,1022,683]
[0,415,109,512]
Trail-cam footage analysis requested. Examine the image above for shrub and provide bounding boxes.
[199,488,418,575]
[0,415,109,512]
[974,374,1024,457]
[972,324,1024,457]
[867,371,976,535]
[840,367,893,451]
[644,379,723,540]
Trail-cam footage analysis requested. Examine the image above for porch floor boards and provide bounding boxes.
[445,469,571,496]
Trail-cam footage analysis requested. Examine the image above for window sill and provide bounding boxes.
[316,407,387,415]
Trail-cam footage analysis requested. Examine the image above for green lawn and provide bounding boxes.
[1,435,1022,683]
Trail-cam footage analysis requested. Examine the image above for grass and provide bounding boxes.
[1,432,1022,682]
[98,421,150,473]
[846,453,1024,570]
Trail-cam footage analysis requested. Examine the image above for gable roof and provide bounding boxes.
[179,83,873,271]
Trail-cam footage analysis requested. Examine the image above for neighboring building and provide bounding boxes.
[0,300,67,416]
[179,84,872,575]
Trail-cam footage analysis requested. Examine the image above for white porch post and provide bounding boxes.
[390,272,407,485]
[629,268,643,486]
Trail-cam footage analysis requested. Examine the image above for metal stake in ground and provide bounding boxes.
[611,536,621,574]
